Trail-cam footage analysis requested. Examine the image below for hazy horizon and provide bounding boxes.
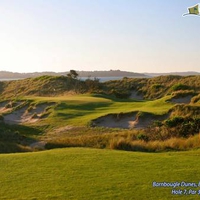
[0,0,200,73]
[0,69,199,74]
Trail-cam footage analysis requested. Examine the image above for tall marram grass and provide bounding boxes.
[45,128,139,150]
[110,134,200,152]
[44,125,200,152]
[45,134,111,149]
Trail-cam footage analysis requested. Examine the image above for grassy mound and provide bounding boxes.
[104,75,200,99]
[0,75,199,100]
[0,75,103,98]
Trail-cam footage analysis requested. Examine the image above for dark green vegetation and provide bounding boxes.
[1,148,200,200]
[0,75,199,153]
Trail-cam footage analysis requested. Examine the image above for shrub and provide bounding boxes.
[111,89,131,99]
[171,90,195,98]
[153,120,163,127]
[165,116,184,127]
[170,105,200,117]
[171,84,190,91]
[151,84,163,91]
[137,133,149,141]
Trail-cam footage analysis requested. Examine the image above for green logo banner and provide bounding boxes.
[183,4,200,16]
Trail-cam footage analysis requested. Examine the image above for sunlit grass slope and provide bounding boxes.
[23,94,173,126]
[0,148,200,200]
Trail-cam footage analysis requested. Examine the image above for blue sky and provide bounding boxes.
[0,0,199,73]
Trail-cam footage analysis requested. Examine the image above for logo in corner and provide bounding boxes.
[183,4,200,16]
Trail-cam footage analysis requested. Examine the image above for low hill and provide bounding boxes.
[0,70,147,79]
[0,70,199,79]
[77,70,147,77]
[0,75,199,100]
[145,71,200,76]
[104,75,200,100]
[0,75,85,98]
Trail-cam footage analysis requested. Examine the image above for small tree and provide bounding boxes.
[67,70,79,79]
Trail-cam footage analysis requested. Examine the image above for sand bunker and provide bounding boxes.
[170,95,192,104]
[129,91,143,100]
[0,101,10,113]
[91,112,137,129]
[4,103,54,124]
[30,141,46,150]
[0,100,26,114]
[4,105,28,124]
[91,112,169,129]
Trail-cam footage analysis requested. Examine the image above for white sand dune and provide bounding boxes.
[4,105,29,124]
[91,112,169,129]
[92,113,137,129]
[4,103,54,124]
[0,101,26,114]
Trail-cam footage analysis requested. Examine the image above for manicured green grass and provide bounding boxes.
[0,148,200,200]
[21,94,173,126]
